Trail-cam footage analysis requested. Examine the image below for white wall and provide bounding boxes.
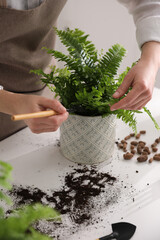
[55,0,160,87]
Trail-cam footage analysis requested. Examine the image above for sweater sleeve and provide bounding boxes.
[117,0,160,48]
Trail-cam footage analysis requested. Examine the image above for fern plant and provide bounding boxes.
[31,27,159,133]
[0,160,12,217]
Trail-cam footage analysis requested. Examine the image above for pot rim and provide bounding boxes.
[68,113,115,119]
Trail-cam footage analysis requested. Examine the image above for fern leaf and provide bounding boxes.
[99,44,126,77]
[0,161,12,190]
[42,48,79,70]
[54,28,96,67]
[113,109,137,133]
[143,107,160,130]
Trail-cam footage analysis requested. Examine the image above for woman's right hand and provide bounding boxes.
[0,90,68,134]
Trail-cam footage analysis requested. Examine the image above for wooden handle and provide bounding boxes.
[11,110,57,121]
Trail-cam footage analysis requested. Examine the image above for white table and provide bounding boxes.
[1,88,160,240]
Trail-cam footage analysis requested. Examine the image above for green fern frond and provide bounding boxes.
[0,204,60,240]
[98,44,126,77]
[0,161,12,190]
[143,107,160,130]
[42,48,79,71]
[54,27,96,67]
[66,28,97,60]
[114,109,138,133]
[0,159,60,239]
[116,66,130,86]
[0,160,12,217]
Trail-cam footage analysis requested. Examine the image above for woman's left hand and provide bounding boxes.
[110,41,160,111]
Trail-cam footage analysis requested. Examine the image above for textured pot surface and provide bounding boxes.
[60,114,116,164]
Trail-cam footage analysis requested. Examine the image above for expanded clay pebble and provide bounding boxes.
[155,138,160,144]
[141,151,148,155]
[130,133,135,137]
[143,147,151,154]
[117,130,160,164]
[154,153,160,156]
[138,141,146,148]
[140,130,146,134]
[151,142,157,148]
[131,149,136,155]
[136,133,141,139]
[153,155,160,161]
[124,135,131,140]
[152,147,158,152]
[118,143,123,149]
[149,158,153,163]
[123,143,127,149]
[131,141,138,146]
[137,146,142,154]
[137,155,148,162]
[123,152,134,160]
[121,140,127,144]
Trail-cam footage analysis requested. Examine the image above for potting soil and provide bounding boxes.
[8,166,124,239]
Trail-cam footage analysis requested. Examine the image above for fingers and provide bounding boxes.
[32,128,61,134]
[111,88,140,110]
[45,111,69,126]
[39,97,66,114]
[25,111,69,134]
[112,71,133,99]
[110,65,153,111]
[24,95,69,134]
[121,98,151,110]
[110,86,152,111]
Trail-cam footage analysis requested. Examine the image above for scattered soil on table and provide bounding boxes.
[8,166,123,239]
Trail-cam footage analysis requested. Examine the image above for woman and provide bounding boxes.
[0,0,68,141]
[0,0,160,141]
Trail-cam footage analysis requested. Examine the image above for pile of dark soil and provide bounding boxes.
[8,166,121,239]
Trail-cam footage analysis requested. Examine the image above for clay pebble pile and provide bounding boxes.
[116,130,160,163]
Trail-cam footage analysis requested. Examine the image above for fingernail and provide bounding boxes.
[110,103,117,111]
[58,106,66,112]
[113,91,120,98]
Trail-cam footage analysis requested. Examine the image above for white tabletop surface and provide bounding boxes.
[1,87,160,240]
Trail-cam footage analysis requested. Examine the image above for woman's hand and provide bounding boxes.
[18,94,68,134]
[110,41,160,111]
[0,91,68,134]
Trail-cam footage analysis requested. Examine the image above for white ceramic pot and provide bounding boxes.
[60,114,116,164]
